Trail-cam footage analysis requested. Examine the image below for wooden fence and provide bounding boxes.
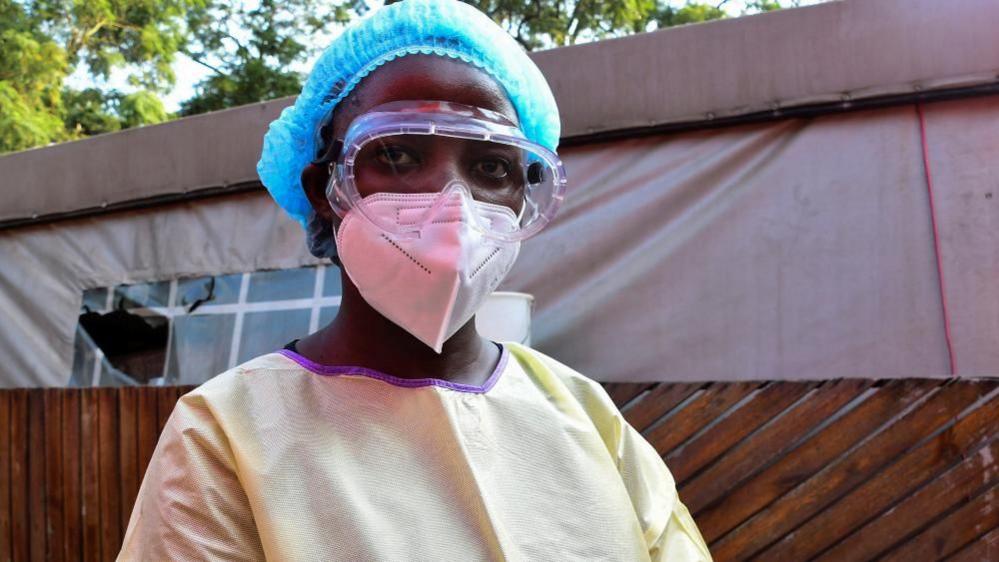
[1,378,996,561]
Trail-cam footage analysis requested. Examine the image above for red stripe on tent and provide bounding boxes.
[916,102,957,376]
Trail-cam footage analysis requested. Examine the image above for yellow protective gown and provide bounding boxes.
[118,342,712,561]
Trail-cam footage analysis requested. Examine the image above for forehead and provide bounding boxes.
[331,55,518,136]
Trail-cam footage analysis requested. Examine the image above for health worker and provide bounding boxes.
[118,0,712,560]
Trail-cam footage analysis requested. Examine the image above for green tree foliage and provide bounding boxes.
[178,0,357,116]
[60,87,121,135]
[61,87,169,136]
[655,2,727,28]
[2,0,808,153]
[744,1,789,12]
[117,89,169,128]
[1,0,68,151]
[1,0,201,152]
[33,0,198,89]
[460,0,785,51]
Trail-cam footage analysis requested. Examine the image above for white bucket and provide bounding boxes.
[475,291,534,345]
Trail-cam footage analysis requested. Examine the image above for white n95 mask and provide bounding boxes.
[335,190,521,353]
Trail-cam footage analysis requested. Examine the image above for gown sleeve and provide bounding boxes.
[117,390,266,561]
[568,370,712,562]
[613,415,714,561]
[516,344,713,561]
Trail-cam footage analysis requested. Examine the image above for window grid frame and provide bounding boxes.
[78,265,342,386]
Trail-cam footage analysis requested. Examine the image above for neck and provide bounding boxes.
[295,269,494,381]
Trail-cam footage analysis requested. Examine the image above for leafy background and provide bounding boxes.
[0,0,812,154]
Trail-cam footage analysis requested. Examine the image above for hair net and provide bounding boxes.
[305,210,338,261]
[257,0,562,242]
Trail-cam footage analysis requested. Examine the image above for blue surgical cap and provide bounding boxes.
[256,0,562,230]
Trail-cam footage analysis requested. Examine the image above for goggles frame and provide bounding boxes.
[318,100,567,243]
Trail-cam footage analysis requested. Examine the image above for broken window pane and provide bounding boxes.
[114,281,171,309]
[177,274,242,309]
[69,266,338,386]
[82,287,109,312]
[77,308,168,384]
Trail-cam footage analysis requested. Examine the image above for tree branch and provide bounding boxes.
[182,51,225,75]
[67,18,110,57]
[513,29,534,51]
[511,0,546,51]
[568,0,586,44]
[222,31,247,54]
[515,16,527,42]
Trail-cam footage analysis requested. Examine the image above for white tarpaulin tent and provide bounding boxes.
[0,0,996,387]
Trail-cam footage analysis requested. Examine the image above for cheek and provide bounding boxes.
[470,188,524,216]
[302,165,332,206]
[353,166,410,196]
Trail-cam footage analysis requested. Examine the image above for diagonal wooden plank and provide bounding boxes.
[666,381,814,484]
[944,526,999,562]
[61,390,82,562]
[709,379,991,561]
[695,378,935,543]
[0,391,11,562]
[604,382,655,409]
[1,379,994,562]
[881,482,999,562]
[763,393,999,560]
[645,382,760,457]
[683,379,873,518]
[44,389,66,562]
[624,382,703,434]
[9,389,28,562]
[815,438,999,562]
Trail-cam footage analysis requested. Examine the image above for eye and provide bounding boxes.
[474,157,511,179]
[375,145,418,167]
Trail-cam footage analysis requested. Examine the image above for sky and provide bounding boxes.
[65,0,829,113]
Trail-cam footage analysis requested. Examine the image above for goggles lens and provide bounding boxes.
[325,101,566,242]
[352,134,556,224]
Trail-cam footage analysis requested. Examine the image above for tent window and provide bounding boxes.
[247,268,315,302]
[179,273,242,308]
[77,309,168,385]
[238,309,311,363]
[115,281,171,309]
[70,265,342,387]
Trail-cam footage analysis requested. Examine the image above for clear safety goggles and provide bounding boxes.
[318,100,567,242]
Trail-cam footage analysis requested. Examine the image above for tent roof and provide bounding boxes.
[1,0,996,226]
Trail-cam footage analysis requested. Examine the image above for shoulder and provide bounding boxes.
[187,350,303,394]
[504,342,621,424]
[172,351,308,425]
[506,342,611,394]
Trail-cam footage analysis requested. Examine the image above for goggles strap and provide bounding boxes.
[311,139,344,167]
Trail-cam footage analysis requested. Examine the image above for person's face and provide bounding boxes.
[301,55,520,223]
[353,131,528,214]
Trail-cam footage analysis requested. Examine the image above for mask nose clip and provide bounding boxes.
[382,181,484,241]
[438,180,493,234]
